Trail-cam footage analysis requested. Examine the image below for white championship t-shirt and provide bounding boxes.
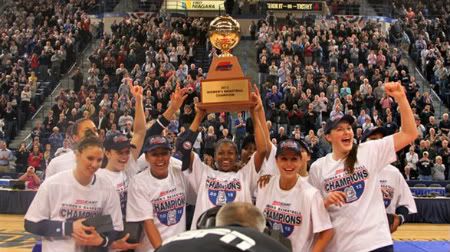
[25,169,123,252]
[308,135,396,252]
[256,176,332,252]
[45,150,75,178]
[259,143,280,176]
[126,163,188,252]
[189,153,259,230]
[379,164,417,215]
[96,158,139,216]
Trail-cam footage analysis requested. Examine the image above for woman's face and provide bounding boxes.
[76,146,104,177]
[241,143,256,165]
[215,143,238,172]
[326,122,354,155]
[106,148,131,171]
[276,150,302,178]
[146,148,171,178]
[204,154,214,167]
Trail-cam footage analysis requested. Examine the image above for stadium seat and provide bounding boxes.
[429,184,442,188]
[414,184,426,187]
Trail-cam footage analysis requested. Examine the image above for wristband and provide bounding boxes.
[100,234,109,247]
[158,116,170,127]
[176,129,200,171]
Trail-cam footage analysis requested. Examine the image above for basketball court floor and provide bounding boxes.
[0,214,448,252]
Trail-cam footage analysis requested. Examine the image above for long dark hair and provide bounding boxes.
[344,144,358,174]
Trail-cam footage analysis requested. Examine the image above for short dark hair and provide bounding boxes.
[214,138,238,156]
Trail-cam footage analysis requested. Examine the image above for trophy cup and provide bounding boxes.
[197,16,254,113]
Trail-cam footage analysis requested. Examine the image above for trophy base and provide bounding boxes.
[197,101,256,113]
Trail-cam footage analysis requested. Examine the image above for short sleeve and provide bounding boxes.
[25,182,51,222]
[310,190,333,233]
[365,135,397,174]
[260,144,279,176]
[45,159,57,178]
[308,162,322,191]
[240,153,259,193]
[136,154,148,171]
[188,153,207,193]
[125,157,140,179]
[396,170,417,214]
[126,181,153,222]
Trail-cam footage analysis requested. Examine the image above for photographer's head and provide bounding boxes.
[216,202,266,232]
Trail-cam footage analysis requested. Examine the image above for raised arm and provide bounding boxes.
[250,85,268,173]
[162,84,188,122]
[176,105,206,171]
[129,81,146,160]
[254,85,272,158]
[386,82,419,151]
[143,84,188,144]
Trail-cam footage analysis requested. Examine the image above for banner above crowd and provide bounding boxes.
[166,0,225,11]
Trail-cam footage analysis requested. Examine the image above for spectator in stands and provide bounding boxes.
[417,151,433,181]
[234,112,246,152]
[203,126,217,157]
[0,139,13,173]
[28,144,43,171]
[18,166,41,190]
[439,113,450,135]
[15,142,29,174]
[432,155,446,180]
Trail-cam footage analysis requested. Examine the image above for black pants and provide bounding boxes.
[370,245,394,252]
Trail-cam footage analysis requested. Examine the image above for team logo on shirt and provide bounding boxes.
[323,166,369,203]
[152,188,185,226]
[264,202,302,237]
[206,176,241,206]
[59,200,102,219]
[380,180,394,208]
[117,181,128,216]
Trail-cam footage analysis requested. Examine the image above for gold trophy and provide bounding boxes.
[197,15,253,113]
